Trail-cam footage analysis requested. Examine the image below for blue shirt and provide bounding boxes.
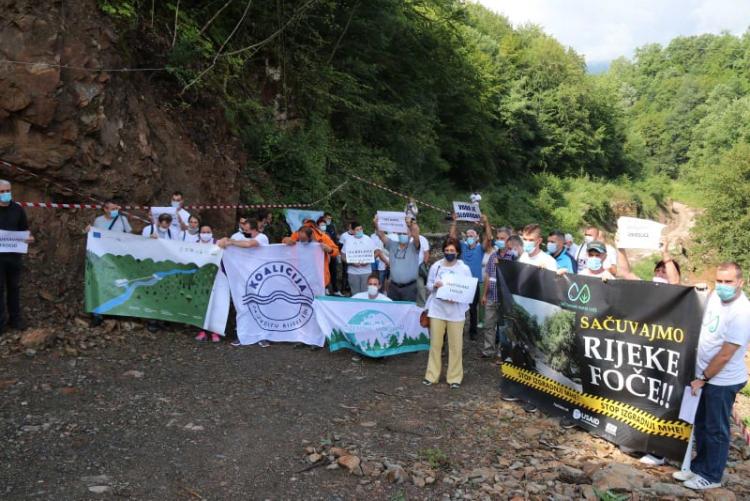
[551,251,574,273]
[460,241,484,282]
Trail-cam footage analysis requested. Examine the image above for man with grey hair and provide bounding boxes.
[0,180,34,334]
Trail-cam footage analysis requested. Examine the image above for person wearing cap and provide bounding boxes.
[142,213,179,240]
[576,240,615,280]
[575,225,616,274]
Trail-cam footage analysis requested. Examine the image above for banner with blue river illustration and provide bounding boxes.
[84,229,225,331]
[222,244,326,346]
[315,296,429,357]
[496,261,706,460]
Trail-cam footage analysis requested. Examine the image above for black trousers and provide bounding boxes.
[328,258,339,293]
[468,282,481,335]
[0,256,22,326]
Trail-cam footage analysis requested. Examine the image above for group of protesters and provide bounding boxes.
[0,180,747,492]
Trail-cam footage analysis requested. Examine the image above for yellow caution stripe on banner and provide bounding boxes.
[501,364,691,441]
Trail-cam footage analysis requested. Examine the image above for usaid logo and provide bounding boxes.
[243,261,314,332]
[567,283,591,304]
[572,408,600,427]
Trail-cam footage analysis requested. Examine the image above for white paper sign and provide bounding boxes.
[453,201,481,222]
[617,217,665,250]
[0,230,29,254]
[376,211,409,234]
[343,237,375,264]
[436,274,478,303]
[678,386,702,424]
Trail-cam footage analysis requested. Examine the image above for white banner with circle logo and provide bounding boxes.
[222,244,326,346]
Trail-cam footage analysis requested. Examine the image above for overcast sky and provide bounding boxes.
[476,0,750,64]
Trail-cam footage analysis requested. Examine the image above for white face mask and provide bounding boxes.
[367,285,379,297]
[199,232,213,242]
[171,200,181,208]
[584,235,595,244]
[652,276,668,284]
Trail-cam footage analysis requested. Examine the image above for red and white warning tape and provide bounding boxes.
[732,407,750,446]
[346,172,451,215]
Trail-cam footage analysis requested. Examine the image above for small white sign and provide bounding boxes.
[453,201,481,222]
[617,217,665,250]
[0,230,29,254]
[678,386,702,424]
[436,274,478,303]
[343,237,375,264]
[376,211,409,234]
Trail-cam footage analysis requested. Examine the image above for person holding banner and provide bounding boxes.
[672,262,750,491]
[283,220,339,287]
[351,273,391,301]
[546,231,575,273]
[449,213,490,339]
[0,180,34,334]
[91,201,132,233]
[576,241,615,280]
[519,224,557,272]
[195,223,222,343]
[423,238,472,389]
[374,216,421,301]
[179,215,201,243]
[142,213,179,240]
[219,217,268,248]
[341,222,373,295]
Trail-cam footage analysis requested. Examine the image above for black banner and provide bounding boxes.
[497,261,705,460]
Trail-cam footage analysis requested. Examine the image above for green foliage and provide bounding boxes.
[593,488,630,501]
[420,447,450,470]
[99,0,137,20]
[538,311,577,376]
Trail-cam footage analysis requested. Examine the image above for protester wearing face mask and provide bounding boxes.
[180,215,201,243]
[506,235,523,260]
[449,213,489,340]
[0,180,34,336]
[168,191,191,233]
[341,223,372,295]
[219,217,268,249]
[480,226,514,362]
[374,216,421,301]
[423,238,472,389]
[142,213,179,240]
[351,273,391,301]
[282,219,339,288]
[546,231,574,273]
[194,224,222,343]
[575,225,616,274]
[90,200,132,233]
[370,228,389,293]
[518,224,558,271]
[575,241,615,280]
[672,262,750,491]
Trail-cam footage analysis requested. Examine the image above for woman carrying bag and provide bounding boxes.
[423,237,472,389]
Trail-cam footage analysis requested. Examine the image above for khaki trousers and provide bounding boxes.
[424,317,464,384]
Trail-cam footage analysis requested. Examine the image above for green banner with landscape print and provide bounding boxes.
[84,229,223,330]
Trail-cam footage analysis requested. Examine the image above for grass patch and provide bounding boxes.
[420,447,450,470]
[593,488,630,501]
[740,382,750,398]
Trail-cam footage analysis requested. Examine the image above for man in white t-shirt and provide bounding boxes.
[575,225,616,274]
[168,191,191,234]
[518,224,557,271]
[142,213,179,240]
[370,231,388,291]
[673,262,750,490]
[341,222,374,295]
[219,216,268,248]
[351,273,392,301]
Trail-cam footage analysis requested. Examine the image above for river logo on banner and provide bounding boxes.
[567,282,591,304]
[242,261,314,331]
[702,313,719,333]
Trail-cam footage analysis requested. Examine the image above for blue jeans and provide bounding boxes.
[692,381,745,483]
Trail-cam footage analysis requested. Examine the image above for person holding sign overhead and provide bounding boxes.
[0,180,34,334]
[341,222,374,295]
[374,215,421,301]
[423,237,473,389]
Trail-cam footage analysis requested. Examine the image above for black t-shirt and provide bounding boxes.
[0,202,29,232]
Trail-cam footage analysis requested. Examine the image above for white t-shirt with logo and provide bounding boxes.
[342,235,374,275]
[351,292,392,301]
[519,250,558,271]
[230,231,269,246]
[696,291,750,386]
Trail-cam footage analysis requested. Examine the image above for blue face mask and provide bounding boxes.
[444,253,457,262]
[398,234,409,244]
[547,243,558,255]
[588,257,603,271]
[466,237,476,246]
[109,210,119,218]
[716,283,737,302]
[0,192,11,203]
[494,239,505,250]
[522,241,535,254]
[355,230,364,238]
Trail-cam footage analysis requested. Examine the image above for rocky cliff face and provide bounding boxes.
[0,0,245,321]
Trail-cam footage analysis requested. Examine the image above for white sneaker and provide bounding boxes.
[258,340,271,348]
[639,454,665,466]
[672,470,696,482]
[683,474,720,490]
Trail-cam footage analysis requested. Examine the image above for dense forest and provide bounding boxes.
[99,0,750,271]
